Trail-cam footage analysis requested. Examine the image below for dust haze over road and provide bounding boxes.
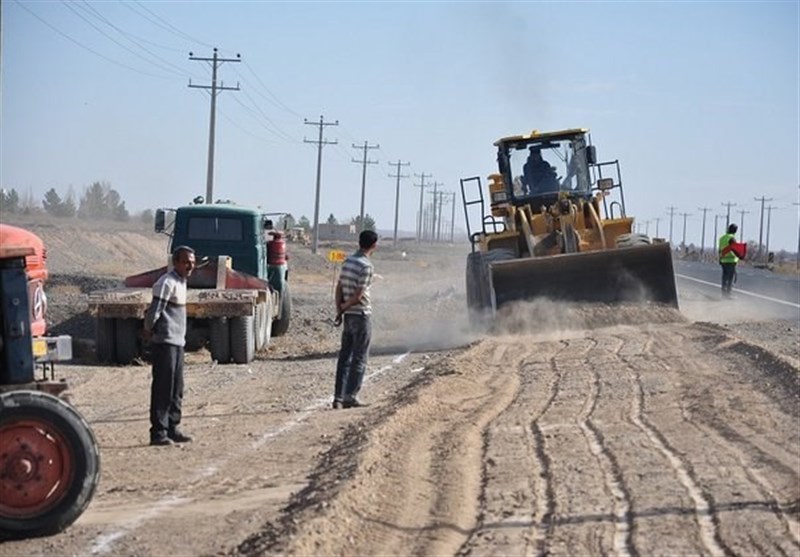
[1,216,798,556]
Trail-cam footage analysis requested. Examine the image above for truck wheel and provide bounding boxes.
[114,319,139,365]
[95,318,115,364]
[0,391,100,540]
[254,301,272,352]
[230,315,255,364]
[209,318,230,364]
[271,286,291,337]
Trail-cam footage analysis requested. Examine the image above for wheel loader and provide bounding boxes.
[460,128,678,321]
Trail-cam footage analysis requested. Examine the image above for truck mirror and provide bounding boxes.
[264,219,274,230]
[154,209,165,232]
[586,145,597,165]
[597,178,614,191]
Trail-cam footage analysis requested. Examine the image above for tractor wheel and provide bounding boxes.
[271,286,292,337]
[95,318,115,364]
[616,233,651,248]
[230,315,255,364]
[0,391,100,540]
[208,318,230,364]
[114,319,139,365]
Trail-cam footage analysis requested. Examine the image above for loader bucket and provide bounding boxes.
[489,243,678,310]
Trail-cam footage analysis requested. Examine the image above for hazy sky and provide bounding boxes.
[2,1,798,251]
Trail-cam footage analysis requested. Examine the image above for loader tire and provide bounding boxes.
[209,318,230,364]
[466,249,515,324]
[114,319,140,365]
[271,286,291,337]
[616,233,651,248]
[230,315,255,364]
[95,318,115,364]
[0,391,100,540]
[466,252,484,313]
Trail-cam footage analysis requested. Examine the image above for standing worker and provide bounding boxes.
[332,230,378,409]
[143,246,196,445]
[718,223,741,298]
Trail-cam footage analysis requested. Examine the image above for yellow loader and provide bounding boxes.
[460,128,678,321]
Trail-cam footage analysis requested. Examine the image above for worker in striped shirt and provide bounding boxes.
[332,230,378,409]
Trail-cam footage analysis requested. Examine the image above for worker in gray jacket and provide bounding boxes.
[143,246,196,446]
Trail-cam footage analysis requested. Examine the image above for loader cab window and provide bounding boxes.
[507,138,591,201]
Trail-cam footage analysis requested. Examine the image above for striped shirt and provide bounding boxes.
[144,270,188,346]
[339,250,374,315]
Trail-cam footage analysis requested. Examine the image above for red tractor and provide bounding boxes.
[0,241,100,539]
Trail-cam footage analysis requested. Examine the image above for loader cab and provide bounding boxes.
[496,129,594,212]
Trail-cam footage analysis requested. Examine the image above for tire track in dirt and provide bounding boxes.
[273,340,525,556]
[457,341,568,557]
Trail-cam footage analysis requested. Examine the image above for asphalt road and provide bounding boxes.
[673,259,800,323]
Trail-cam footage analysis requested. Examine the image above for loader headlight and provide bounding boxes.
[491,191,508,203]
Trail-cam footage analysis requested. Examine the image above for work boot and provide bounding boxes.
[150,436,174,446]
[332,400,344,410]
[343,399,369,409]
[168,429,193,443]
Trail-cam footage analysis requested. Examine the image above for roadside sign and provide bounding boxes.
[328,249,346,263]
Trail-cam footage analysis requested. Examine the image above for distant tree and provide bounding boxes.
[326,213,338,225]
[298,215,310,230]
[1,188,20,214]
[351,214,376,232]
[61,187,77,217]
[79,181,109,219]
[42,188,64,216]
[140,209,154,224]
[20,189,39,215]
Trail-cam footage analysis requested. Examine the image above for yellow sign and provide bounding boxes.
[328,250,346,263]
[32,338,48,358]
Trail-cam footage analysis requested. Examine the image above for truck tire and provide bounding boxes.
[254,301,272,352]
[0,391,100,540]
[114,319,139,365]
[95,318,115,364]
[271,286,291,337]
[230,315,255,364]
[209,318,230,364]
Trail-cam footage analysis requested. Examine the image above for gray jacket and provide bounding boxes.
[144,270,187,346]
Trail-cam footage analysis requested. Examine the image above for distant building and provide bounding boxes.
[316,223,357,241]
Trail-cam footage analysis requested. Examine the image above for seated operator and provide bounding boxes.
[522,147,559,195]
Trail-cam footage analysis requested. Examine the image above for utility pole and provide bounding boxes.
[679,212,692,252]
[737,209,750,242]
[304,115,338,254]
[351,141,380,233]
[450,191,457,243]
[754,195,773,262]
[765,205,778,264]
[666,206,678,245]
[697,207,711,261]
[414,173,432,242]
[437,191,450,242]
[388,160,410,245]
[721,201,737,227]
[188,48,241,204]
[653,217,661,239]
[428,182,442,243]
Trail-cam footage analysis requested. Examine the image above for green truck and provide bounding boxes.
[88,203,291,365]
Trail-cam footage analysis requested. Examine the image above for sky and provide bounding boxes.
[2,1,799,252]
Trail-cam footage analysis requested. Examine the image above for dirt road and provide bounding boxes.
[1,218,798,556]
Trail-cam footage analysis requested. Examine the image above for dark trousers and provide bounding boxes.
[334,314,372,402]
[720,262,737,294]
[149,342,184,439]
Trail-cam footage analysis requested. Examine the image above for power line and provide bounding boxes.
[189,48,241,205]
[131,0,215,48]
[721,201,737,227]
[414,173,432,242]
[754,195,773,261]
[304,115,339,254]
